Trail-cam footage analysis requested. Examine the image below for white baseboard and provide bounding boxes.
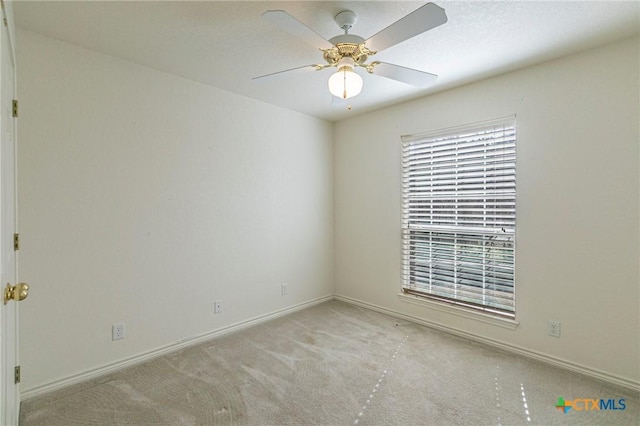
[22,293,639,400]
[334,294,640,393]
[20,295,334,401]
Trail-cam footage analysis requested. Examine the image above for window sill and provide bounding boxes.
[397,293,519,330]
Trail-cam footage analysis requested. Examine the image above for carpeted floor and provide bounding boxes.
[20,300,639,425]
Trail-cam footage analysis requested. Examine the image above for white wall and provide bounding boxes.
[334,36,639,387]
[17,29,334,392]
[17,26,639,395]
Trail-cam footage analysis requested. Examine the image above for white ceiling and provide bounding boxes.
[13,1,640,122]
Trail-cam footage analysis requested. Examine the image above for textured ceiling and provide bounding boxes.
[13,1,640,121]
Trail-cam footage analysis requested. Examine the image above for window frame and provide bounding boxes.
[400,117,517,320]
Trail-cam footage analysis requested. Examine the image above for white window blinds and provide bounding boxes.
[401,117,516,318]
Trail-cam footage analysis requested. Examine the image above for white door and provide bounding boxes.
[0,0,20,424]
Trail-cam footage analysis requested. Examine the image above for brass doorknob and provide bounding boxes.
[4,282,29,305]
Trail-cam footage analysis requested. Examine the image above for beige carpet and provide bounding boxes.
[20,300,639,425]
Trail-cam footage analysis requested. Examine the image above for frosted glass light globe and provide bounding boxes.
[328,66,363,99]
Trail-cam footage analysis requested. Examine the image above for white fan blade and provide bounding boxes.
[252,64,320,81]
[364,3,447,53]
[372,62,437,87]
[262,10,334,50]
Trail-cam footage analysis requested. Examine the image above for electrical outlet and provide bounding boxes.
[214,300,223,314]
[281,284,288,296]
[112,323,125,341]
[547,320,561,337]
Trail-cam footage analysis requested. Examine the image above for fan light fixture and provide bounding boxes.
[328,58,363,99]
[327,66,363,99]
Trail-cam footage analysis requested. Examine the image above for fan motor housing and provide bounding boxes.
[325,34,368,66]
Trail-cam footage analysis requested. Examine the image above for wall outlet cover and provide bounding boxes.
[547,320,561,338]
[112,323,125,341]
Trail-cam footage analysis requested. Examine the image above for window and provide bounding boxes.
[401,117,516,318]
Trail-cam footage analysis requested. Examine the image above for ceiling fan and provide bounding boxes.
[254,3,447,100]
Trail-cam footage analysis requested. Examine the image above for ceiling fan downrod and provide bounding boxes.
[334,10,357,34]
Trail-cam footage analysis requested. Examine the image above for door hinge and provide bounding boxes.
[12,99,18,118]
[0,1,6,28]
[14,366,20,384]
[13,233,19,251]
